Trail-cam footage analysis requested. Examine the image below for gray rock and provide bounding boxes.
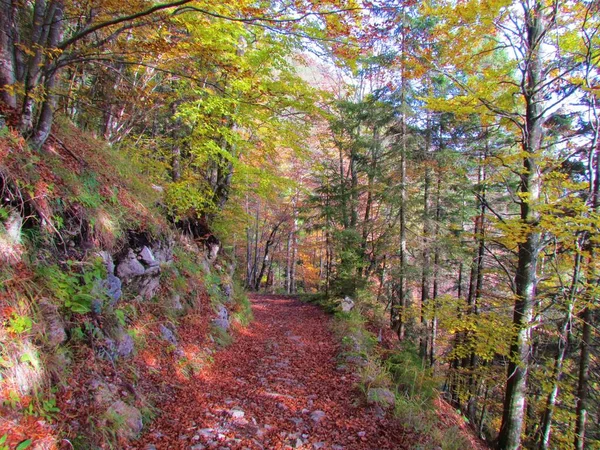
[190,445,206,450]
[95,274,122,305]
[117,249,145,280]
[105,274,122,303]
[207,242,220,263]
[222,283,233,301]
[144,265,161,276]
[107,400,143,439]
[116,331,135,358]
[138,276,161,300]
[92,298,103,314]
[139,246,157,266]
[197,429,214,438]
[159,324,178,346]
[152,240,174,265]
[313,443,325,449]
[367,388,396,408]
[212,304,229,330]
[38,300,66,347]
[200,258,211,274]
[310,410,326,423]
[217,304,228,320]
[145,445,157,450]
[290,417,303,427]
[341,296,355,312]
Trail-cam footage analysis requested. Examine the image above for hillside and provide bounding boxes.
[0,114,250,448]
[1,1,599,449]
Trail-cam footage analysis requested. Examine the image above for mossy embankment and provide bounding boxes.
[0,115,251,449]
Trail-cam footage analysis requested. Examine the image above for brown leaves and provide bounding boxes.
[134,294,414,450]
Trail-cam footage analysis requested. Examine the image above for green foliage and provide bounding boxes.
[205,272,226,306]
[6,313,33,335]
[173,247,204,278]
[0,206,9,221]
[25,395,61,422]
[331,229,366,297]
[210,324,233,348]
[164,179,215,221]
[231,282,253,327]
[37,259,107,314]
[15,440,32,450]
[386,344,438,406]
[77,172,103,209]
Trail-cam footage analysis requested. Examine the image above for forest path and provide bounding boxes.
[135,294,410,450]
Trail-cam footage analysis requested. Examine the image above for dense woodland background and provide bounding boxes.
[0,0,599,449]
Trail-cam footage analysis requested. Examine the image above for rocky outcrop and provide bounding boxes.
[111,237,174,300]
[212,304,230,330]
[116,249,146,280]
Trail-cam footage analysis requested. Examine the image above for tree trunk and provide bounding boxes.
[574,59,600,450]
[0,0,18,108]
[574,305,592,450]
[30,1,64,148]
[430,168,442,367]
[393,11,408,339]
[420,162,431,360]
[254,222,281,291]
[497,4,545,448]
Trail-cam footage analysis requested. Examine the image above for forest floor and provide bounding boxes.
[134,294,416,450]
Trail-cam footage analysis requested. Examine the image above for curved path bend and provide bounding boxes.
[136,294,410,450]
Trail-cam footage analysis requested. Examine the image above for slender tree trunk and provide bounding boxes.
[286,230,292,294]
[497,5,545,448]
[430,168,442,367]
[254,222,281,291]
[394,12,408,339]
[420,162,431,360]
[574,305,592,450]
[249,201,260,288]
[574,66,600,450]
[290,216,298,294]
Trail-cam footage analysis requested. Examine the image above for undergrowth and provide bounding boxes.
[307,293,473,450]
[0,118,252,449]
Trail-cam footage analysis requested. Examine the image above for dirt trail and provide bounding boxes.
[135,294,410,450]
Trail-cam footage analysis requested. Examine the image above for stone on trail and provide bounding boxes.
[310,410,326,423]
[229,408,245,419]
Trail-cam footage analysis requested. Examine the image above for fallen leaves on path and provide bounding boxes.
[134,295,413,450]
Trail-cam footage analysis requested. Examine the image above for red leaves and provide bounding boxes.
[134,294,414,450]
